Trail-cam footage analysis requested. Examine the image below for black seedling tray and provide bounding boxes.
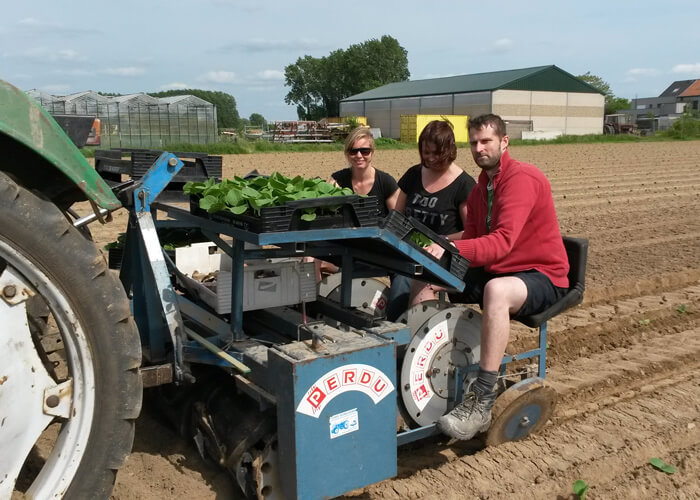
[189,194,380,233]
[380,210,470,280]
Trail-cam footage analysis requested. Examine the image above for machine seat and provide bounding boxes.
[517,236,588,328]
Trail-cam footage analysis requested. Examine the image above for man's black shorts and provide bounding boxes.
[448,267,567,320]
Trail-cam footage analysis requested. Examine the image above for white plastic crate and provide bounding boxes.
[193,260,316,314]
[175,242,222,276]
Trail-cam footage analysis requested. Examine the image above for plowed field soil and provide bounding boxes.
[81,141,700,499]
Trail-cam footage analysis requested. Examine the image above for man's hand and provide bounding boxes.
[424,242,446,260]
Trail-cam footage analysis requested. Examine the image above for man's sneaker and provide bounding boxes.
[436,391,492,440]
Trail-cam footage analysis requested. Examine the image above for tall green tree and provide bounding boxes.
[577,72,630,115]
[249,113,266,126]
[284,35,410,119]
[148,89,240,129]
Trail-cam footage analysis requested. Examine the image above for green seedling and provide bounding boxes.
[676,304,687,314]
[649,457,676,474]
[184,172,355,221]
[409,231,434,248]
[638,318,651,326]
[103,232,127,250]
[573,479,588,499]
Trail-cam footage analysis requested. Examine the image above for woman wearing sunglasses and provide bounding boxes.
[331,126,399,217]
[386,120,476,318]
[308,127,399,281]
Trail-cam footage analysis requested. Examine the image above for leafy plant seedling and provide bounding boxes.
[638,318,650,326]
[573,479,588,499]
[649,457,676,474]
[676,304,687,314]
[184,173,356,220]
[409,231,434,248]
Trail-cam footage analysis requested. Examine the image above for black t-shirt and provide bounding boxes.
[398,164,475,235]
[331,167,399,218]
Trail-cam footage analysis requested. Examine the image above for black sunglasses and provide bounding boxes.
[348,147,372,156]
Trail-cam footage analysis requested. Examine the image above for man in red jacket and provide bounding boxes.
[426,114,569,441]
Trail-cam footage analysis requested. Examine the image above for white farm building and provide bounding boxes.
[340,65,605,139]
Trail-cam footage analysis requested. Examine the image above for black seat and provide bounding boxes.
[517,236,588,328]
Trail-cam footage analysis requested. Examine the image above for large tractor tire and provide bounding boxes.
[0,172,142,499]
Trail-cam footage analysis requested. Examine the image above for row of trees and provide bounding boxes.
[102,40,630,134]
[576,72,630,115]
[284,35,410,120]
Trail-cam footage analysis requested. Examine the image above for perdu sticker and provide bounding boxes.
[329,408,359,439]
[409,319,449,411]
[296,364,394,418]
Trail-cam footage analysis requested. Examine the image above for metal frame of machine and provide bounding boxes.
[117,152,562,499]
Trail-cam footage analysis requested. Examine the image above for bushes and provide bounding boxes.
[663,113,700,139]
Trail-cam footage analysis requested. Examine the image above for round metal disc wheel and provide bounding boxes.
[0,172,142,499]
[319,275,389,317]
[400,304,482,427]
[485,378,557,447]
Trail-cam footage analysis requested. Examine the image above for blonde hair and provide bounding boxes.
[344,126,375,154]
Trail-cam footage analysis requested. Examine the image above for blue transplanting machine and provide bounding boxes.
[118,153,585,499]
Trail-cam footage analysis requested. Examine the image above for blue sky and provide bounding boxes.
[1,0,699,120]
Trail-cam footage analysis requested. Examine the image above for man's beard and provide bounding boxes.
[475,153,501,170]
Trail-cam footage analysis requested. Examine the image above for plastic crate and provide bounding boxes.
[94,148,222,186]
[380,210,470,280]
[192,261,317,314]
[189,194,380,233]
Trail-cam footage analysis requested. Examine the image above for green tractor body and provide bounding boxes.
[0,79,120,210]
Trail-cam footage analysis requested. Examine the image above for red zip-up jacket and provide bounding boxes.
[453,150,569,288]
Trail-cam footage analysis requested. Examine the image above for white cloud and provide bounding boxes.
[160,82,189,90]
[491,38,513,53]
[218,38,324,53]
[256,69,284,81]
[40,83,70,93]
[626,67,658,77]
[57,49,80,61]
[103,66,145,76]
[672,63,700,74]
[198,70,238,83]
[53,68,95,77]
[16,17,98,35]
[13,47,86,63]
[17,17,42,27]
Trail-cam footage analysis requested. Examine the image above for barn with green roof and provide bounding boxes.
[339,65,604,139]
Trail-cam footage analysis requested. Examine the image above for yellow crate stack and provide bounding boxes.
[400,114,469,143]
[327,116,368,125]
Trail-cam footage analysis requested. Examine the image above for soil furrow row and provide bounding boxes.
[554,189,698,210]
[553,181,700,200]
[353,360,700,499]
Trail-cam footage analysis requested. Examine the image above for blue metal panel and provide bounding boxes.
[150,202,466,291]
[133,152,184,212]
[538,322,548,379]
[269,342,397,500]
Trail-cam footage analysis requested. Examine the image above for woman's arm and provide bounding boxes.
[443,199,469,241]
[385,188,400,212]
[394,189,407,213]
